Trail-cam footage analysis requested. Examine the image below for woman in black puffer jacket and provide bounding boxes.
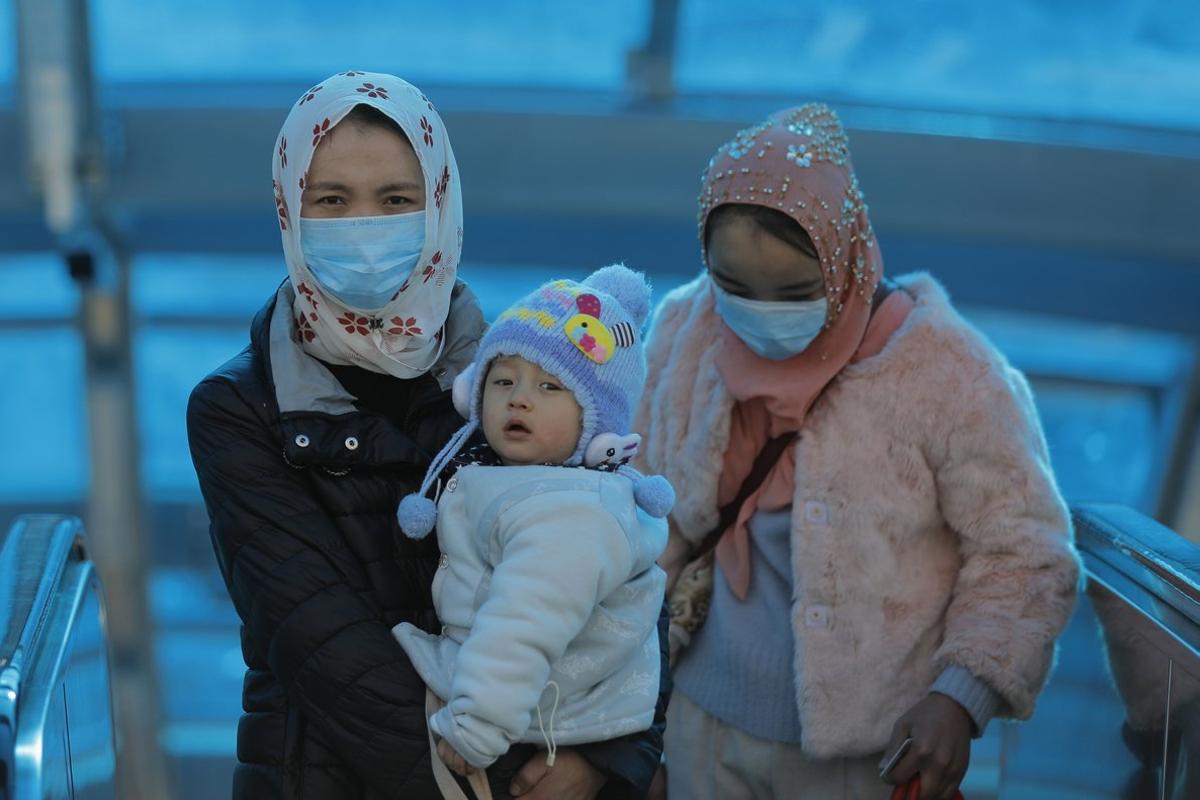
[186,72,668,800]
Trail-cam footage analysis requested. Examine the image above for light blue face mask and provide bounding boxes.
[711,281,828,360]
[300,211,426,311]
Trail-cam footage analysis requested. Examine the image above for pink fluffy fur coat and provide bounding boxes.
[634,272,1081,757]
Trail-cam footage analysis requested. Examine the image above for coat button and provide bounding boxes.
[804,500,828,525]
[294,434,310,448]
[446,476,458,493]
[804,605,831,628]
[344,436,359,451]
[439,554,449,569]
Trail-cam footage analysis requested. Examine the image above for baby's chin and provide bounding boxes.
[491,440,568,467]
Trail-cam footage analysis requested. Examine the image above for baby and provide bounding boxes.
[392,265,672,793]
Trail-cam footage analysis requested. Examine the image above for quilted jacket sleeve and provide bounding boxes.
[187,375,432,794]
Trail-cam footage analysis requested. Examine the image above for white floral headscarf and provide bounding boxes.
[272,71,463,378]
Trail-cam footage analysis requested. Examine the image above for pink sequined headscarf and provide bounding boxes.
[699,104,895,599]
[699,103,883,353]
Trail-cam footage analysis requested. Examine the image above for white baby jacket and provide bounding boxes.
[393,463,667,768]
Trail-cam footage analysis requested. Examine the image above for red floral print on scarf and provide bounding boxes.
[420,116,434,147]
[299,85,322,105]
[421,251,443,283]
[295,312,317,343]
[387,317,423,336]
[390,278,412,303]
[337,312,372,336]
[356,82,389,100]
[297,282,319,311]
[312,118,332,147]
[434,165,450,209]
[274,180,289,231]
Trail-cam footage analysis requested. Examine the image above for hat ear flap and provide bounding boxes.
[452,362,478,419]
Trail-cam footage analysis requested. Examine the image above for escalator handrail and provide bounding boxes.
[1074,503,1200,651]
[0,515,85,729]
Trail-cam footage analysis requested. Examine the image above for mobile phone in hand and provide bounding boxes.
[879,736,913,780]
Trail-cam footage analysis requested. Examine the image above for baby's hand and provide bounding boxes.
[436,737,476,777]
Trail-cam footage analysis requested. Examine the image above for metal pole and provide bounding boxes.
[14,2,173,798]
[625,0,680,104]
[1161,658,1173,800]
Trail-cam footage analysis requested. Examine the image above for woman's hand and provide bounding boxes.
[659,523,692,595]
[509,747,606,800]
[880,694,973,800]
[436,737,476,777]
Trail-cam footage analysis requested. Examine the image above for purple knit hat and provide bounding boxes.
[397,264,674,538]
[464,264,650,463]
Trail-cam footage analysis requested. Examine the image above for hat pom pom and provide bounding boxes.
[397,493,438,539]
[633,474,675,518]
[583,264,652,328]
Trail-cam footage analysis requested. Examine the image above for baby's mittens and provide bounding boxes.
[428,706,502,770]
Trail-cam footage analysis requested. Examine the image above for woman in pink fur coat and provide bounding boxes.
[634,104,1080,800]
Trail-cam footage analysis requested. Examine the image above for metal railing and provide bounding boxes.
[999,504,1200,800]
[0,515,116,800]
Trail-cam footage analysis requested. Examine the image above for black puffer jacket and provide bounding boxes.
[187,281,669,799]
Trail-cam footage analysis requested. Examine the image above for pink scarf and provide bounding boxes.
[698,104,909,600]
[714,291,912,600]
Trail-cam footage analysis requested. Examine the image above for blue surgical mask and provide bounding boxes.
[711,281,828,360]
[300,211,426,310]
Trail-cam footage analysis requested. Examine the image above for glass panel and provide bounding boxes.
[967,307,1189,512]
[1072,580,1200,798]
[134,327,251,499]
[37,682,74,800]
[0,328,87,502]
[64,574,118,799]
[1029,378,1158,508]
[91,0,649,88]
[130,255,284,499]
[676,1,1200,130]
[132,255,282,319]
[0,0,13,96]
[1165,652,1200,798]
[0,254,80,318]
